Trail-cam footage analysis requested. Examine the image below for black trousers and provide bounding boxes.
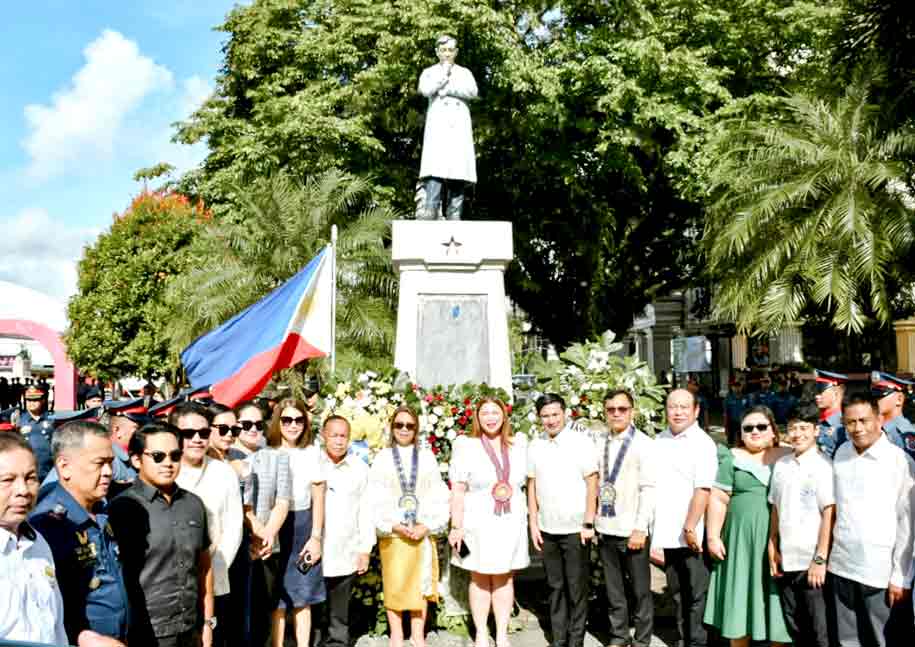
[599,534,653,647]
[776,570,828,647]
[212,594,230,647]
[663,548,709,647]
[322,573,355,647]
[155,629,202,647]
[826,573,915,647]
[250,554,284,647]
[542,532,590,647]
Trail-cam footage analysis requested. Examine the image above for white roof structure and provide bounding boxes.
[0,280,68,332]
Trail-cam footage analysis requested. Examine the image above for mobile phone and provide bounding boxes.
[458,541,471,559]
[296,552,314,575]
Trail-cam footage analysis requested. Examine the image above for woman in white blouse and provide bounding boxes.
[369,405,450,647]
[449,397,529,647]
[267,398,326,647]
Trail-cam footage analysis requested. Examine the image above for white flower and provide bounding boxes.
[435,428,444,437]
[527,412,537,423]
[427,413,439,425]
[432,405,444,416]
[357,372,371,383]
[447,429,457,440]
[570,395,580,406]
[443,416,455,428]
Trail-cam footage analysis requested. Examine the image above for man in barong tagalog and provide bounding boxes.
[417,35,478,220]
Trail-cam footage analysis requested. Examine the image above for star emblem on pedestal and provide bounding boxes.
[441,235,463,256]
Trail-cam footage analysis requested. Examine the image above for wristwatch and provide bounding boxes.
[582,522,595,530]
[812,554,827,566]
[204,616,218,630]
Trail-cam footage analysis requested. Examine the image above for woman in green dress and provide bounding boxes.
[704,405,793,646]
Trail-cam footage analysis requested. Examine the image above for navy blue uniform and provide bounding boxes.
[816,410,846,458]
[884,415,915,460]
[30,483,130,642]
[19,410,54,481]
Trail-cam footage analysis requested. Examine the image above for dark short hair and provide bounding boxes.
[739,405,781,447]
[842,391,878,413]
[0,432,33,456]
[787,402,819,425]
[234,399,266,419]
[603,389,634,407]
[208,402,233,418]
[128,422,181,457]
[322,414,351,434]
[168,401,213,427]
[536,393,566,414]
[51,421,109,460]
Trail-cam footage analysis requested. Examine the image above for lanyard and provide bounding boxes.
[602,426,634,517]
[392,445,419,523]
[481,435,512,514]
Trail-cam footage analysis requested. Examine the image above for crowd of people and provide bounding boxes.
[1,369,915,647]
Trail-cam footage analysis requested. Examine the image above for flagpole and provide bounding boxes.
[330,224,338,374]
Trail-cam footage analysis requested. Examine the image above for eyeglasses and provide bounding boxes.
[143,449,183,463]
[179,427,212,441]
[239,420,266,432]
[741,423,770,433]
[212,424,241,437]
[280,416,307,427]
[393,421,417,431]
[604,406,631,415]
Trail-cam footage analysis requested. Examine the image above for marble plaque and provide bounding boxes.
[416,295,489,387]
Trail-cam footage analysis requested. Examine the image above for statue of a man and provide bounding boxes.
[417,35,478,220]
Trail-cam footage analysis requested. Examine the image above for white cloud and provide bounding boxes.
[22,29,174,181]
[180,75,212,117]
[0,209,99,300]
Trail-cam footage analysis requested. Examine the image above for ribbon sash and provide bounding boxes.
[480,435,511,515]
[392,444,419,524]
[601,426,634,517]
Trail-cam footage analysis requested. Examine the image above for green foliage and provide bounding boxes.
[65,192,206,380]
[175,0,839,347]
[163,169,398,372]
[704,72,915,333]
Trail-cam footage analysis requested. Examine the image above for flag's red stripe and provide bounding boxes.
[211,333,326,407]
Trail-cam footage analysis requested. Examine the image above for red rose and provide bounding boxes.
[430,446,439,454]
[458,416,468,426]
[463,398,471,405]
[571,410,580,418]
[424,394,434,403]
[435,394,444,402]
[506,404,513,413]
[451,406,459,415]
[465,408,473,416]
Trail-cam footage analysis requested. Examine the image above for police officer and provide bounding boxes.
[723,376,749,445]
[19,384,55,481]
[30,420,130,646]
[812,369,848,457]
[871,371,915,458]
[84,385,104,410]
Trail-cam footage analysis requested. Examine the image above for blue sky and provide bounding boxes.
[0,1,239,300]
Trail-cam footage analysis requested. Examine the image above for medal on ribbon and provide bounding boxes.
[601,426,633,518]
[392,444,419,525]
[481,435,512,515]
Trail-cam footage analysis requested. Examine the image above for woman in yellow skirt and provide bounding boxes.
[369,405,450,647]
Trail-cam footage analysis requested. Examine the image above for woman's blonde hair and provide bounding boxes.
[470,397,513,446]
[267,398,312,448]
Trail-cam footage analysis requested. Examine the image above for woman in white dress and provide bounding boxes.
[448,397,530,647]
[369,405,450,647]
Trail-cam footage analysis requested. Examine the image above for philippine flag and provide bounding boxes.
[181,248,333,407]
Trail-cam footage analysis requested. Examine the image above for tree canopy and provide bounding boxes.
[175,0,840,347]
[64,192,207,380]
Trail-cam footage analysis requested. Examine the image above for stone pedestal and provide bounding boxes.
[894,319,915,374]
[731,335,748,370]
[392,220,513,391]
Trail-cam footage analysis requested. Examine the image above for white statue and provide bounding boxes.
[417,35,478,220]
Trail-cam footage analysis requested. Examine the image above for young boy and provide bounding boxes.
[767,403,835,647]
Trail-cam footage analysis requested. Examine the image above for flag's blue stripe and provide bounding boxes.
[181,249,326,388]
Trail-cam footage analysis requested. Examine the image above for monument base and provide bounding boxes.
[392,220,513,392]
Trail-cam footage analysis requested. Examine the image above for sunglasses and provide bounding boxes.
[143,449,183,463]
[179,427,212,441]
[239,420,266,432]
[741,423,771,433]
[280,416,307,427]
[604,406,631,414]
[212,424,242,437]
[393,421,417,431]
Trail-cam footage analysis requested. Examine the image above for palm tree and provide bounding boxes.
[164,169,398,375]
[704,73,915,334]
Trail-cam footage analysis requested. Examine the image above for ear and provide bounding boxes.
[56,455,70,481]
[130,454,142,470]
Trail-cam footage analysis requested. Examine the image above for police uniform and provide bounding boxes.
[19,410,54,482]
[30,483,131,642]
[872,371,915,460]
[813,369,848,458]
